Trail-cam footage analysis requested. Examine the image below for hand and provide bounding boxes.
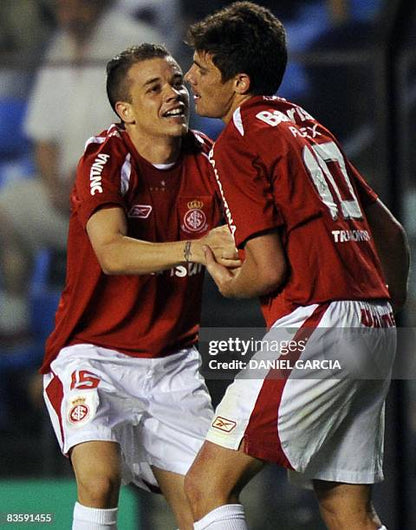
[200,225,241,267]
[204,245,240,297]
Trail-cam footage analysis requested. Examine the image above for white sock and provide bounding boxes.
[72,502,118,530]
[378,527,388,530]
[194,504,248,529]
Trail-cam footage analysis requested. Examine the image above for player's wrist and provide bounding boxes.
[185,239,205,264]
[183,240,193,263]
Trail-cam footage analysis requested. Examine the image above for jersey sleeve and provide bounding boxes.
[347,162,379,208]
[74,132,128,228]
[212,132,283,248]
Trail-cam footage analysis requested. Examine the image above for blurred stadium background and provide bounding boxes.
[0,1,414,528]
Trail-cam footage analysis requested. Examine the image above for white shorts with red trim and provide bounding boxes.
[43,344,213,492]
[206,300,396,485]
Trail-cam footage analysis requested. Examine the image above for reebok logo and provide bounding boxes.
[128,205,152,218]
[212,416,237,433]
[90,153,110,195]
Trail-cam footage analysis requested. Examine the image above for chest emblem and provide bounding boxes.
[128,204,152,219]
[182,200,208,233]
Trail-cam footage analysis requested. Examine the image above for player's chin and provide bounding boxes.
[168,122,189,137]
[194,102,217,119]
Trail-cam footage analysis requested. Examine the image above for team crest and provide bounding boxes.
[66,392,98,427]
[68,397,90,425]
[182,199,208,233]
[212,416,237,433]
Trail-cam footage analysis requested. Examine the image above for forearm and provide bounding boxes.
[97,236,205,275]
[208,233,287,299]
[219,262,283,299]
[373,225,410,311]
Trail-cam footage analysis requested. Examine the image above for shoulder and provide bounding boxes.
[80,124,130,169]
[183,130,214,156]
[220,96,323,156]
[232,96,296,137]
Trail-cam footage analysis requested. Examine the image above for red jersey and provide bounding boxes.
[41,124,221,373]
[210,96,389,327]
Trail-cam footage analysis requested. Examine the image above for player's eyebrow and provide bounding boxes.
[143,76,161,87]
[193,58,207,71]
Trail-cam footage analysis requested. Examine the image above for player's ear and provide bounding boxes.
[115,101,135,124]
[234,73,251,95]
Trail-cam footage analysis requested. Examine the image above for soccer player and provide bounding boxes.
[184,2,410,529]
[41,43,239,530]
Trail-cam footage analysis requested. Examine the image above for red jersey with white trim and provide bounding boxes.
[41,124,221,373]
[210,96,389,327]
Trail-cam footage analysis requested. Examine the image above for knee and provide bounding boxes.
[184,466,204,509]
[76,471,121,508]
[318,499,378,530]
[184,466,234,521]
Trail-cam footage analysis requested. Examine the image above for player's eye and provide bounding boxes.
[147,84,161,94]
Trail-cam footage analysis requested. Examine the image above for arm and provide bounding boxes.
[365,198,410,312]
[86,207,239,275]
[204,230,287,298]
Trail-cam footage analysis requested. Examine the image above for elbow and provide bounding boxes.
[96,249,124,275]
[99,261,119,276]
[391,219,407,242]
[258,263,287,296]
[390,288,408,314]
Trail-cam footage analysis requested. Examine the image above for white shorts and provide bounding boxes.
[43,344,213,492]
[206,300,396,485]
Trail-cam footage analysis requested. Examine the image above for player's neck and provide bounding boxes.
[222,94,253,124]
[127,131,182,165]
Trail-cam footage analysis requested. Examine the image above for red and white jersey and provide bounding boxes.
[210,96,389,327]
[41,124,221,373]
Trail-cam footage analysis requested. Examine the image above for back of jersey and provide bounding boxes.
[211,96,389,325]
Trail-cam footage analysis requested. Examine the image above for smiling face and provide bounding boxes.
[185,51,242,123]
[116,56,190,141]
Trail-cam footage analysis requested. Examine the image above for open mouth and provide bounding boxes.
[162,107,186,119]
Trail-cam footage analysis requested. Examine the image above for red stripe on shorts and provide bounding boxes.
[242,303,330,466]
[45,372,65,447]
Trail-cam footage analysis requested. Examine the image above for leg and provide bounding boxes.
[184,440,264,522]
[70,441,121,530]
[152,467,194,530]
[71,441,122,508]
[314,480,383,530]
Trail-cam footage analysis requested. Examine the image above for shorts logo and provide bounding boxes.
[68,397,90,425]
[212,416,237,433]
[182,200,207,233]
[128,204,152,219]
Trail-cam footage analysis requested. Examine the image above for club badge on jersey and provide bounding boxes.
[179,197,212,236]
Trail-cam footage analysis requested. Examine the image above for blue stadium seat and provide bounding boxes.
[0,97,35,189]
[0,98,31,158]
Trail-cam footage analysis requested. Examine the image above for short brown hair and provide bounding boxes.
[186,1,287,95]
[106,43,170,112]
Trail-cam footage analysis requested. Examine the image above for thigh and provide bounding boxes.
[43,344,141,456]
[152,467,194,530]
